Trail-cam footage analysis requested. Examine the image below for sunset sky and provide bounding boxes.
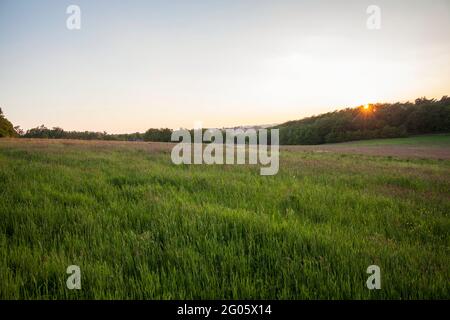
[1,0,449,133]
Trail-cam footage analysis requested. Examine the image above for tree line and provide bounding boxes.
[276,96,450,145]
[1,95,449,144]
[20,126,173,142]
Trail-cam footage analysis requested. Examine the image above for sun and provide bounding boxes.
[361,103,373,113]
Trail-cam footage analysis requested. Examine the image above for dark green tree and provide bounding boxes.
[0,108,18,138]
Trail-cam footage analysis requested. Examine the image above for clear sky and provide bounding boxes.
[1,0,449,133]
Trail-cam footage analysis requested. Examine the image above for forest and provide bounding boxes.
[276,96,450,145]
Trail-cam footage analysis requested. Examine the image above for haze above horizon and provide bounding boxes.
[1,0,449,133]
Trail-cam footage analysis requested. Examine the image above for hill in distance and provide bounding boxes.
[275,96,450,145]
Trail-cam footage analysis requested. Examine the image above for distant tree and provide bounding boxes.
[0,108,18,138]
[143,128,172,142]
[14,126,24,136]
[415,97,435,105]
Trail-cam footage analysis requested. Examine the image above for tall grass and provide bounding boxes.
[0,139,449,299]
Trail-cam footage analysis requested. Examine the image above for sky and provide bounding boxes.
[0,0,449,133]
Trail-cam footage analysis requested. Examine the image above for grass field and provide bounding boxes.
[340,133,450,147]
[0,137,449,299]
[284,133,450,160]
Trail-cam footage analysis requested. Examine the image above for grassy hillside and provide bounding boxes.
[0,138,448,299]
[277,96,450,145]
[338,133,450,147]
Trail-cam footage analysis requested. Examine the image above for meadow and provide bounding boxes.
[339,133,450,147]
[0,137,449,299]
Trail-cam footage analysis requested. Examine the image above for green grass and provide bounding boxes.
[338,133,450,147]
[0,139,449,299]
